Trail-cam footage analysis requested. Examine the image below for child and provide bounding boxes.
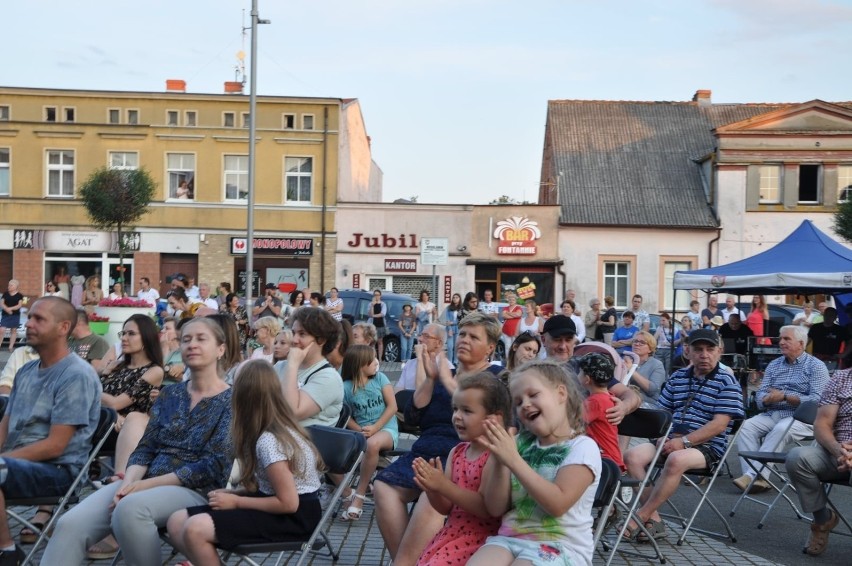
[469,360,601,566]
[339,344,399,520]
[578,353,625,472]
[399,303,416,362]
[166,360,324,565]
[412,372,513,565]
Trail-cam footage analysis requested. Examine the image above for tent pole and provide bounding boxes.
[671,288,677,372]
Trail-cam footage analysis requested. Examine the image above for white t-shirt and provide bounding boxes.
[394,355,456,391]
[274,359,343,428]
[255,430,321,495]
[137,288,160,307]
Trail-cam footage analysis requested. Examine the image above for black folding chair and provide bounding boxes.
[606,408,672,565]
[592,458,622,550]
[730,401,817,528]
[8,407,117,566]
[219,425,366,566]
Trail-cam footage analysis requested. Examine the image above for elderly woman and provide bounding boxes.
[395,323,452,391]
[250,316,281,363]
[374,312,504,564]
[42,317,233,566]
[584,297,602,342]
[627,330,667,408]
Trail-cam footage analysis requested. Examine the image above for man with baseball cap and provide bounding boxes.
[253,283,282,320]
[621,329,744,540]
[542,314,641,425]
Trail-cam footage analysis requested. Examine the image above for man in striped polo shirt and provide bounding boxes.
[622,329,744,540]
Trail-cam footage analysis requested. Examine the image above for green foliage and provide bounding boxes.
[833,199,852,243]
[79,167,156,229]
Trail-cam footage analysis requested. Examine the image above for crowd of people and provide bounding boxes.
[3,278,852,564]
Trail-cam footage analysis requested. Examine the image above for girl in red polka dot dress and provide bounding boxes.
[412,372,512,565]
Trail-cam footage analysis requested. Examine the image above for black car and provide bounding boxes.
[336,289,418,362]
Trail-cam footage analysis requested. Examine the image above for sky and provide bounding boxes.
[5,0,852,204]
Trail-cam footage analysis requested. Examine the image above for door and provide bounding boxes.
[160,254,197,297]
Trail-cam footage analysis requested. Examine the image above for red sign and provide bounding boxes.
[347,233,418,249]
[353,274,360,288]
[384,258,417,272]
[230,237,313,256]
[492,217,541,256]
[443,276,452,304]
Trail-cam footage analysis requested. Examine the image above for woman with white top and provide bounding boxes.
[414,290,437,337]
[516,299,543,336]
[560,299,585,343]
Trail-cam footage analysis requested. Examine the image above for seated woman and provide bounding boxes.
[374,311,504,564]
[41,317,233,566]
[250,316,281,363]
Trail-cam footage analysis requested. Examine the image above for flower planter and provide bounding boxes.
[94,306,155,348]
[89,321,110,336]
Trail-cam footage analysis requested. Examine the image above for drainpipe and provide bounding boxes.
[706,151,721,268]
[320,107,328,289]
[556,262,567,304]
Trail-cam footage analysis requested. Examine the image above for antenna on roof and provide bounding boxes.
[235,9,247,86]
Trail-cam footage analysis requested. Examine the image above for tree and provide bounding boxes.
[834,199,852,243]
[79,167,156,283]
[489,194,532,205]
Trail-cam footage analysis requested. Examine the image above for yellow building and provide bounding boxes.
[0,84,381,300]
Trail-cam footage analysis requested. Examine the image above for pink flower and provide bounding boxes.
[97,297,152,308]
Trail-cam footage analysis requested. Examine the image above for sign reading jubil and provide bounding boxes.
[421,237,449,266]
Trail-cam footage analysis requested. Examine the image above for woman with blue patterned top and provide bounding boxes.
[42,317,233,566]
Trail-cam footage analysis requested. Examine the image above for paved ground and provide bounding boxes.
[1,354,849,565]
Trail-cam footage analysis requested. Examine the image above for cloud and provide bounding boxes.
[709,0,852,37]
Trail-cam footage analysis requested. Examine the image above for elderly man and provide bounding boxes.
[786,367,852,555]
[543,314,640,424]
[197,282,218,310]
[733,326,830,492]
[0,297,101,564]
[394,323,453,391]
[622,329,744,541]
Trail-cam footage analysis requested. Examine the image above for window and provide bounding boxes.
[45,107,57,122]
[166,111,179,126]
[798,164,820,203]
[63,107,75,122]
[46,150,74,197]
[223,112,235,128]
[108,109,120,124]
[167,153,195,199]
[109,151,139,170]
[603,261,630,309]
[303,114,314,130]
[839,166,852,203]
[759,165,781,203]
[224,155,248,200]
[0,106,10,121]
[282,114,295,129]
[285,157,312,203]
[185,111,197,127]
[127,109,139,125]
[241,112,250,128]
[662,260,694,311]
[0,148,9,196]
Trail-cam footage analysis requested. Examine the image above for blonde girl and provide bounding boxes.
[167,360,323,565]
[339,344,398,520]
[469,360,601,566]
[413,373,512,565]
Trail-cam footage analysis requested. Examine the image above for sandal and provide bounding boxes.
[637,518,667,543]
[339,493,367,521]
[19,508,54,544]
[806,510,839,556]
[618,520,643,542]
[87,536,120,560]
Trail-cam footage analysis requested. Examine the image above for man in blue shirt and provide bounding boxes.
[0,297,101,564]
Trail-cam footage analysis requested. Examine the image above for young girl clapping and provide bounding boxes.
[167,360,324,565]
[340,344,398,520]
[469,360,601,566]
[413,372,512,565]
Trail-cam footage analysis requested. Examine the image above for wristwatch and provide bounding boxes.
[164,364,172,373]
[682,436,693,449]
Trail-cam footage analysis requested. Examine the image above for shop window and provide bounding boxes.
[108,108,120,124]
[392,276,434,299]
[285,156,312,203]
[127,109,139,125]
[798,164,820,203]
[282,113,295,129]
[497,267,554,307]
[46,149,74,197]
[167,153,195,200]
[759,165,781,203]
[224,155,248,201]
[0,148,9,196]
[603,261,631,309]
[839,165,852,203]
[109,151,139,170]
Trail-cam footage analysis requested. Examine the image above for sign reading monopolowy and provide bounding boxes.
[493,216,541,255]
[230,237,313,256]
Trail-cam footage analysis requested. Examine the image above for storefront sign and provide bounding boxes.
[443,276,453,304]
[421,238,449,266]
[230,237,313,256]
[13,229,140,252]
[384,258,417,272]
[493,216,541,255]
[347,233,418,249]
[352,274,360,288]
[237,269,261,296]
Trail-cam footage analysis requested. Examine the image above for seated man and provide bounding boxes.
[622,329,744,540]
[718,313,753,356]
[807,307,849,362]
[67,309,110,365]
[0,297,101,563]
[612,311,639,354]
[786,367,852,556]
[733,326,829,492]
[394,323,453,391]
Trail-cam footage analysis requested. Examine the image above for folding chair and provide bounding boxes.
[592,458,621,550]
[659,418,744,545]
[8,406,117,566]
[730,401,817,528]
[335,401,353,429]
[605,408,672,566]
[219,425,366,566]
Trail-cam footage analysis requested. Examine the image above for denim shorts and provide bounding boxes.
[0,457,74,498]
[482,536,573,565]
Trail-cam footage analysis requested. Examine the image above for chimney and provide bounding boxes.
[693,89,712,106]
[224,81,244,94]
[166,79,186,93]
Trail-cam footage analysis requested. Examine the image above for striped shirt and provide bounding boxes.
[757,352,829,418]
[819,368,852,443]
[659,364,744,457]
